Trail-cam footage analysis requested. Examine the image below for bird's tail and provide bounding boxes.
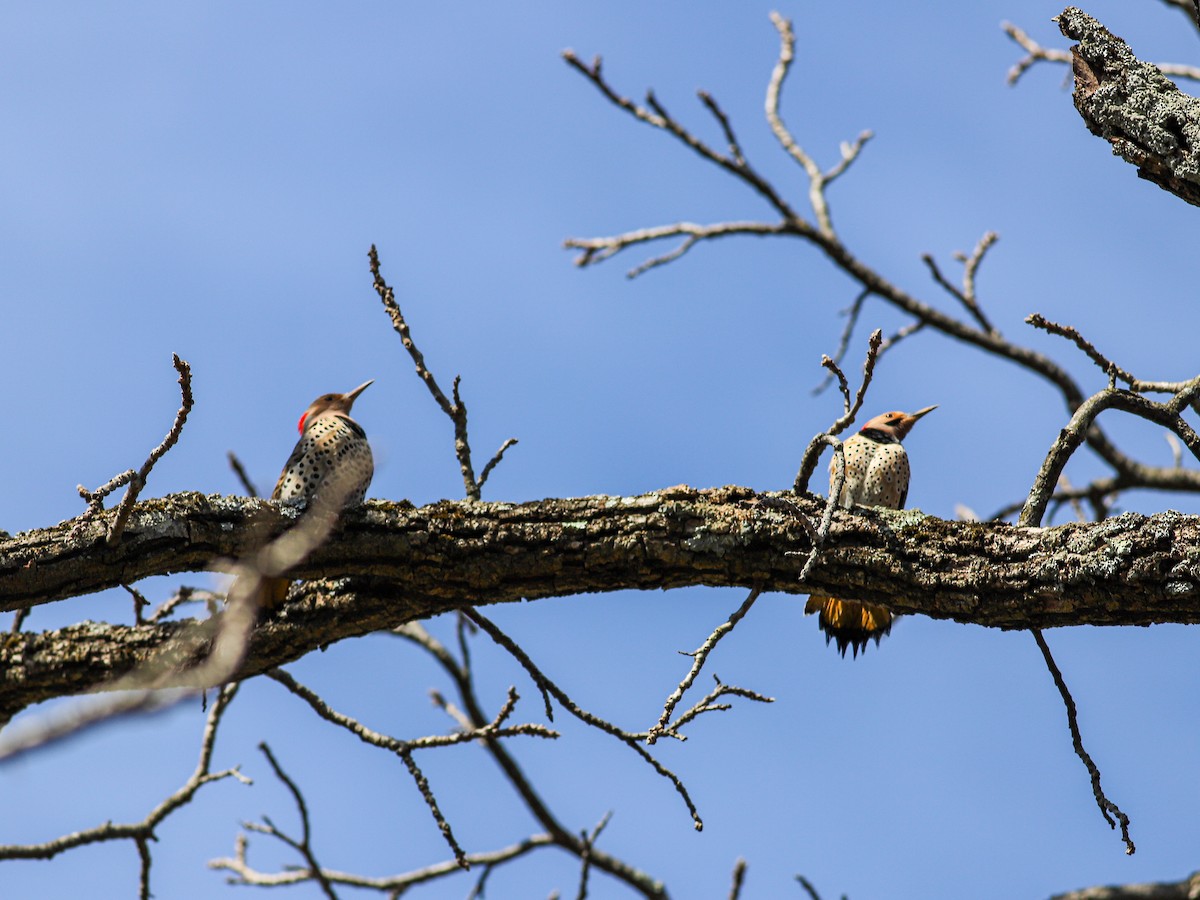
[804,596,893,658]
[259,577,292,612]
[229,575,292,617]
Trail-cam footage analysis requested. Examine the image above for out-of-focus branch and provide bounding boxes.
[1049,870,1200,900]
[1158,0,1200,32]
[1004,19,1200,85]
[0,469,361,761]
[728,858,748,900]
[211,831,559,894]
[0,684,247,900]
[1003,21,1075,85]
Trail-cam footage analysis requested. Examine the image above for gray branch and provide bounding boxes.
[1058,7,1200,206]
[6,487,1200,722]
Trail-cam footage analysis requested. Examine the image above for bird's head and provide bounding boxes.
[860,405,936,442]
[297,380,374,433]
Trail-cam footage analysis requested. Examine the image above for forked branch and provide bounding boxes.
[369,245,517,500]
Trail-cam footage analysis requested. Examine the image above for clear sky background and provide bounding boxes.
[0,2,1197,897]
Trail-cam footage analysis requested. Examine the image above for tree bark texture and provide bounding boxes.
[3,485,1200,721]
[1058,6,1200,206]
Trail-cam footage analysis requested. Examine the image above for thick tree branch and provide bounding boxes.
[1049,870,1200,900]
[9,488,1200,625]
[6,487,1200,721]
[1058,7,1200,207]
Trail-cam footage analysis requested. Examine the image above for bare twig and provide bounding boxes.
[267,668,555,753]
[147,586,222,624]
[1025,314,1198,397]
[794,329,883,494]
[698,90,746,166]
[922,232,998,334]
[478,437,520,492]
[253,742,340,900]
[812,289,870,394]
[369,245,517,500]
[560,50,801,226]
[212,831,559,893]
[1002,21,1073,85]
[461,608,705,831]
[566,220,795,278]
[796,874,824,900]
[123,583,150,625]
[393,622,668,897]
[766,11,871,237]
[70,355,193,544]
[1004,20,1200,85]
[794,440,846,584]
[575,812,611,900]
[227,451,260,498]
[265,667,555,869]
[0,684,248,899]
[664,677,772,736]
[1032,630,1135,854]
[647,588,762,744]
[70,469,136,540]
[108,355,194,546]
[729,858,747,900]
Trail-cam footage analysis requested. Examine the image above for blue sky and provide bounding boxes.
[0,2,1197,897]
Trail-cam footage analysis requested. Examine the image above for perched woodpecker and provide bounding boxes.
[256,380,375,610]
[805,405,936,657]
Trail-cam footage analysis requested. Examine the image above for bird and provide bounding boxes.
[254,380,375,611]
[804,405,936,657]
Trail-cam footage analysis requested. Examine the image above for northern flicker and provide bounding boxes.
[805,405,936,657]
[255,380,375,610]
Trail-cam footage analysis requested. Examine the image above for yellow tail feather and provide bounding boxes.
[804,596,894,659]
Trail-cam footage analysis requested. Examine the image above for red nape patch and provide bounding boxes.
[297,413,308,433]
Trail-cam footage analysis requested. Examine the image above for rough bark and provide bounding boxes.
[3,485,1200,721]
[1058,7,1200,206]
[1050,869,1200,899]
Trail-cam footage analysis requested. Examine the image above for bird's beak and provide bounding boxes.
[896,405,936,438]
[344,380,374,405]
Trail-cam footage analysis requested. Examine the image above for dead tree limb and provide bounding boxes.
[1058,7,1200,207]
